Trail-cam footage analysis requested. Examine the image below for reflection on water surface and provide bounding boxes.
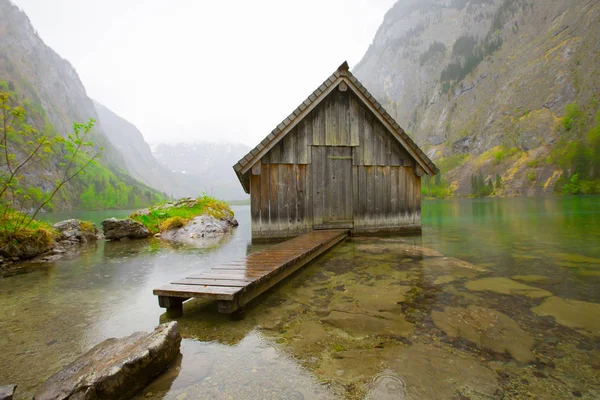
[1,199,599,399]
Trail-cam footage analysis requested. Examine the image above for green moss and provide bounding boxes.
[131,196,234,234]
[159,216,187,232]
[79,220,96,233]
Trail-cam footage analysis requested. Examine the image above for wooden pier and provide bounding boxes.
[153,230,349,315]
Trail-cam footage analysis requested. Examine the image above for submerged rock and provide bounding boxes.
[321,310,414,339]
[433,275,457,285]
[511,275,553,283]
[466,277,552,298]
[432,305,535,362]
[532,296,600,336]
[34,322,181,400]
[318,343,499,399]
[365,370,408,400]
[160,215,238,247]
[0,385,16,400]
[101,218,151,241]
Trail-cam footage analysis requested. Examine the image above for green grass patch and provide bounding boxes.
[0,210,58,258]
[437,153,469,172]
[493,146,520,165]
[130,195,234,234]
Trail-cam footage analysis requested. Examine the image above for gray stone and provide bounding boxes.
[34,322,181,400]
[101,218,150,241]
[0,385,16,400]
[160,215,238,247]
[53,219,99,244]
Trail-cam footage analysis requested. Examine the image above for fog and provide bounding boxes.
[12,0,396,147]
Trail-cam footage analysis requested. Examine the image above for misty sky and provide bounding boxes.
[12,0,396,147]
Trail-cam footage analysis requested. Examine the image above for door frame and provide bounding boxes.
[312,146,354,230]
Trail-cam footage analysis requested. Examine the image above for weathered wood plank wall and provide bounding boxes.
[250,87,422,240]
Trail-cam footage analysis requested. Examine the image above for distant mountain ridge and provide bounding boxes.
[152,142,250,200]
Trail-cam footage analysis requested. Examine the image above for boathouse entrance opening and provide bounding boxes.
[312,146,354,230]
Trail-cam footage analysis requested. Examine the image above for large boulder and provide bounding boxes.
[101,218,150,241]
[53,219,99,244]
[34,322,181,400]
[160,215,238,247]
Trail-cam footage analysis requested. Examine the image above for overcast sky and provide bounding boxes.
[12,0,396,147]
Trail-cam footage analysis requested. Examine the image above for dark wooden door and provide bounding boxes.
[312,146,354,229]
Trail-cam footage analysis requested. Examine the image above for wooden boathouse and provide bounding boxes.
[234,61,438,241]
[153,62,438,315]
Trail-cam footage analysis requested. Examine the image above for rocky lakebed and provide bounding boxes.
[0,198,599,400]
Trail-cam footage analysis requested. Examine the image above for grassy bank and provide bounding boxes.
[0,210,58,258]
[130,195,234,234]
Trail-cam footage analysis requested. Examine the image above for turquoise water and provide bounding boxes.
[1,199,599,399]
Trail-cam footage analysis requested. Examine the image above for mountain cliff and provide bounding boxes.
[354,0,600,196]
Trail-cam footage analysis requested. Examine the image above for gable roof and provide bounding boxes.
[233,61,438,193]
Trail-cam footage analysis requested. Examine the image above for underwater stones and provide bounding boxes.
[355,242,445,258]
[432,306,535,362]
[512,275,552,283]
[101,218,151,241]
[393,244,445,258]
[532,296,600,336]
[287,320,329,355]
[433,275,457,285]
[390,343,500,400]
[550,253,600,265]
[365,370,408,400]
[421,257,488,279]
[466,277,552,298]
[338,284,412,313]
[34,322,181,400]
[321,311,413,339]
[319,344,499,399]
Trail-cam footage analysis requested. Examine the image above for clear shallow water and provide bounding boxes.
[1,199,599,399]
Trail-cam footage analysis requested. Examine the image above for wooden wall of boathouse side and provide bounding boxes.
[248,87,423,240]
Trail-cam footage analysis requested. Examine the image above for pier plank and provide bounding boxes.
[154,230,349,314]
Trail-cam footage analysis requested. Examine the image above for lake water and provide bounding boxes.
[1,198,599,399]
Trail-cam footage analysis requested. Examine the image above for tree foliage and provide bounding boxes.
[0,90,100,236]
[552,102,600,195]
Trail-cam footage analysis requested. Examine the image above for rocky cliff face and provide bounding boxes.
[354,0,600,196]
[0,0,126,170]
